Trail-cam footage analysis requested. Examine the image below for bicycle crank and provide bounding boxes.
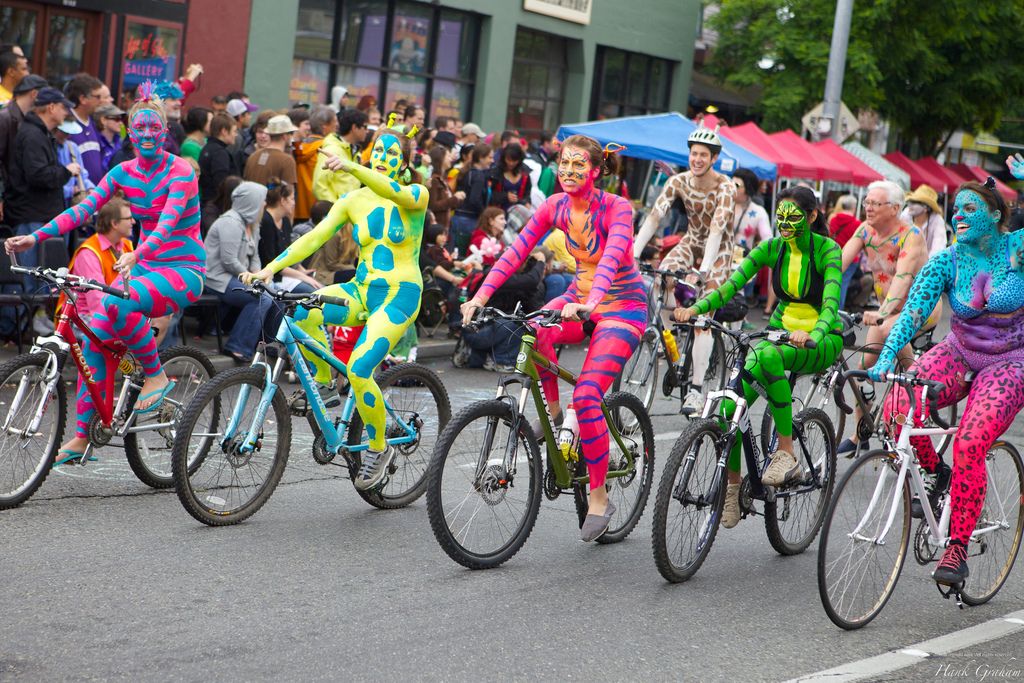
[87,413,116,447]
[913,520,940,565]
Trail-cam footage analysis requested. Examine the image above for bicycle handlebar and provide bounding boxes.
[639,263,703,281]
[465,306,574,334]
[674,316,817,349]
[11,264,131,299]
[242,281,351,311]
[832,368,948,427]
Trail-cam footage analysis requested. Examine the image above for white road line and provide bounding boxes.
[787,609,1024,682]
[655,430,682,442]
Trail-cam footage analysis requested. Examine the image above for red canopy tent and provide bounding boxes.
[951,164,1017,202]
[915,157,969,194]
[722,122,822,179]
[768,130,853,183]
[884,152,949,192]
[811,138,883,186]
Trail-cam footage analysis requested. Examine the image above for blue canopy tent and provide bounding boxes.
[556,112,777,180]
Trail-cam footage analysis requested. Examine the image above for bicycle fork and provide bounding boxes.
[3,351,62,439]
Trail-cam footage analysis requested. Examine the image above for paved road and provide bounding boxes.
[2,332,1023,681]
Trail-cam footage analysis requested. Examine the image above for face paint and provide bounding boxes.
[557,147,596,196]
[128,109,167,160]
[371,134,403,180]
[952,189,998,245]
[776,200,808,243]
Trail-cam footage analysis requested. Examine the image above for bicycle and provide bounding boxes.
[817,369,1024,629]
[426,306,655,569]
[651,317,837,583]
[613,263,729,414]
[171,282,451,526]
[0,261,216,508]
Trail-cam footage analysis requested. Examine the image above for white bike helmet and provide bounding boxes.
[688,123,722,154]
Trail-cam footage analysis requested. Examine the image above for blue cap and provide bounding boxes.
[34,87,74,109]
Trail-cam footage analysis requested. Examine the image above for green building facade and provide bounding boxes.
[245,0,701,136]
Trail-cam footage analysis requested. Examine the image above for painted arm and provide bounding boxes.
[34,170,117,242]
[134,169,196,261]
[871,250,953,378]
[633,174,680,258]
[693,239,774,315]
[698,178,736,273]
[810,237,843,345]
[876,231,927,320]
[268,198,349,275]
[342,159,428,212]
[584,195,635,307]
[840,225,866,272]
[474,198,554,304]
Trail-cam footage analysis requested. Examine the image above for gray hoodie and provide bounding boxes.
[205,181,268,294]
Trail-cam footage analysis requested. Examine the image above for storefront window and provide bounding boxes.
[389,2,431,75]
[336,65,380,109]
[337,1,385,66]
[591,46,674,120]
[507,28,566,138]
[290,59,330,106]
[430,79,470,122]
[0,8,38,62]
[121,21,181,91]
[295,0,334,61]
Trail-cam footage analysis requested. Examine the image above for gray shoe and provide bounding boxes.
[580,501,616,542]
[762,449,800,487]
[681,388,704,415]
[354,445,395,491]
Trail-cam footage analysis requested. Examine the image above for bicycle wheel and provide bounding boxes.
[765,408,837,555]
[705,330,730,393]
[124,346,217,489]
[612,327,659,412]
[0,353,66,509]
[348,363,451,509]
[817,449,911,629]
[651,418,727,583]
[590,391,655,544]
[172,366,291,526]
[961,441,1024,606]
[426,400,542,569]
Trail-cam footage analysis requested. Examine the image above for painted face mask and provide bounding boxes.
[776,201,808,244]
[952,190,999,245]
[557,147,595,196]
[128,109,167,160]
[370,133,404,180]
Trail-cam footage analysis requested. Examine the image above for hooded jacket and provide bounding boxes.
[5,111,71,225]
[205,181,267,293]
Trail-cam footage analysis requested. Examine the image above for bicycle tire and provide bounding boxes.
[172,366,291,526]
[961,441,1024,606]
[124,346,217,489]
[612,327,659,413]
[764,408,837,555]
[817,449,911,630]
[0,353,66,509]
[426,400,542,569]
[651,418,727,583]
[348,362,451,509]
[575,391,655,544]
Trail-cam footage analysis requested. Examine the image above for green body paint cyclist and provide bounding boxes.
[676,185,843,528]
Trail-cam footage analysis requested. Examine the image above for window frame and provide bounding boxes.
[506,27,568,139]
[590,45,675,120]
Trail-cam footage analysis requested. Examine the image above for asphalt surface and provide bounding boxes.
[2,312,1023,682]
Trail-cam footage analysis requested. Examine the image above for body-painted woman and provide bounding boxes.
[5,81,204,462]
[677,185,843,528]
[874,178,1024,586]
[244,126,425,492]
[461,134,647,542]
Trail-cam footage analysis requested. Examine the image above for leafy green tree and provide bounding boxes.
[707,0,1024,155]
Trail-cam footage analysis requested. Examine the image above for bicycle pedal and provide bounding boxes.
[936,581,966,609]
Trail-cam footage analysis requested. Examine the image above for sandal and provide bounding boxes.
[53,448,97,467]
[222,350,250,364]
[135,380,177,415]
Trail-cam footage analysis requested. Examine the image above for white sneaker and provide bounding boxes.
[762,450,800,487]
[682,388,704,415]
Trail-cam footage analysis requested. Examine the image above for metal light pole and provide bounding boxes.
[821,0,854,142]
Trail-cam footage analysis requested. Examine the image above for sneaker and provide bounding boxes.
[681,388,704,415]
[316,381,342,408]
[762,449,800,487]
[452,339,471,368]
[483,357,497,371]
[530,411,562,442]
[580,501,616,542]
[837,438,862,457]
[932,540,969,585]
[354,445,395,491]
[722,482,742,528]
[911,462,951,519]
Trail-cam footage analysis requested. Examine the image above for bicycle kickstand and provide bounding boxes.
[936,581,965,609]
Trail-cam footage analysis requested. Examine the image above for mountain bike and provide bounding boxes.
[426,306,655,569]
[613,264,729,414]
[171,283,450,526]
[0,261,215,508]
[651,317,837,582]
[818,369,1024,629]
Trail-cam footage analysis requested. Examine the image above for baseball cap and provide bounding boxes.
[266,114,298,135]
[34,87,74,109]
[227,98,259,118]
[57,119,83,135]
[95,103,126,118]
[434,130,457,150]
[461,122,485,138]
[13,74,47,95]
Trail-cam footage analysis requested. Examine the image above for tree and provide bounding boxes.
[707,0,1024,155]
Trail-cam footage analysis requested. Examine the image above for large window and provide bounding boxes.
[290,0,479,122]
[0,4,101,89]
[591,47,673,120]
[507,28,567,139]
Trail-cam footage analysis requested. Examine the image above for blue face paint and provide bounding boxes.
[128,109,167,160]
[952,190,998,246]
[371,134,403,180]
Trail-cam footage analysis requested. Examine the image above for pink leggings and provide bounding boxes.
[535,295,642,489]
[884,337,1024,544]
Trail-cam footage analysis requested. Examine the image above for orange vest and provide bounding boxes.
[56,233,135,321]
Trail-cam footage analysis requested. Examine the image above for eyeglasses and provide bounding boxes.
[118,216,134,223]
[863,200,895,208]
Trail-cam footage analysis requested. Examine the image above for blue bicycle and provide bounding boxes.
[171,284,451,526]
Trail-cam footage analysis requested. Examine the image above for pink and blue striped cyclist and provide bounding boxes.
[5,81,204,465]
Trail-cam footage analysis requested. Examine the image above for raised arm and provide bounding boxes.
[693,238,775,315]
[584,195,634,307]
[633,174,682,258]
[330,154,428,212]
[473,197,555,304]
[841,225,867,272]
[34,171,118,242]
